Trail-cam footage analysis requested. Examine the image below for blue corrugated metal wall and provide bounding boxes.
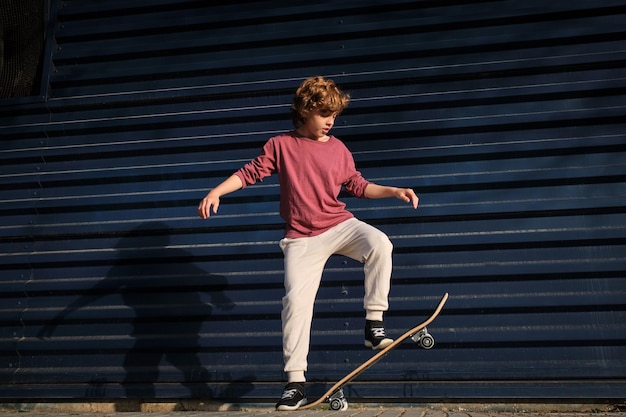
[1,0,625,403]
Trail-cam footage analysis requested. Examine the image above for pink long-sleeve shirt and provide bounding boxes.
[234,131,370,238]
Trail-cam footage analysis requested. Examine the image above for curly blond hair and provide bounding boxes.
[291,76,350,128]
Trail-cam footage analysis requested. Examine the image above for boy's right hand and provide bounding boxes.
[198,193,220,219]
[198,175,244,219]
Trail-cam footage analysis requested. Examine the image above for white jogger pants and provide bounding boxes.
[279,217,393,377]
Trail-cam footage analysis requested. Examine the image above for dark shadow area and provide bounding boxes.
[0,0,46,98]
[39,222,254,407]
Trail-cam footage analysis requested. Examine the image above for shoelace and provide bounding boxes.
[371,327,387,338]
[281,388,298,399]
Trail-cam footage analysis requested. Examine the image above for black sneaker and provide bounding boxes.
[364,320,393,350]
[275,382,306,411]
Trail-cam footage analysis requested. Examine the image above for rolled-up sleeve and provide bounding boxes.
[343,171,370,198]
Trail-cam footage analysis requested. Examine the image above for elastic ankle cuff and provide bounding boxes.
[366,311,384,321]
[287,371,306,383]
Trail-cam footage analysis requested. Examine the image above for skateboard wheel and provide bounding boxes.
[328,389,347,410]
[419,333,435,349]
[330,398,348,411]
[411,328,435,349]
[330,398,347,410]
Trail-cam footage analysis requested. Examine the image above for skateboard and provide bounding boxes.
[299,292,449,410]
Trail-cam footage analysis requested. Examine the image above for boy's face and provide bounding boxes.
[298,108,338,141]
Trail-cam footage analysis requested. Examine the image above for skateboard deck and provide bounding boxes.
[299,292,449,410]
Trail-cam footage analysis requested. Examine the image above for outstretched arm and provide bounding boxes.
[198,174,244,219]
[364,183,419,209]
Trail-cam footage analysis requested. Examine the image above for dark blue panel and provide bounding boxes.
[0,0,624,403]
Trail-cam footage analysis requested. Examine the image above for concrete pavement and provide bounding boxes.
[0,400,624,417]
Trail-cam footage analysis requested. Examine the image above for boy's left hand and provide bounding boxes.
[396,188,419,209]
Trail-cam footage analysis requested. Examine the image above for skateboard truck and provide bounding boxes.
[410,327,435,349]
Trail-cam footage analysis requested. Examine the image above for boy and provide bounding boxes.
[198,76,418,410]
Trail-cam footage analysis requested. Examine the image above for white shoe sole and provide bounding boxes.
[276,398,307,411]
[364,337,393,350]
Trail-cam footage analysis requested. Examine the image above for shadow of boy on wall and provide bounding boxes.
[38,222,252,405]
